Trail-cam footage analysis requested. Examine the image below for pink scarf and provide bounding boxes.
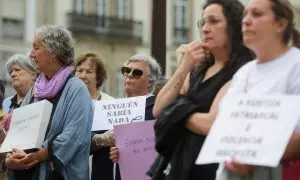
[34,66,74,99]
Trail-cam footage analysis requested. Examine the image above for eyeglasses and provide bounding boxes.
[121,67,143,79]
[197,18,222,29]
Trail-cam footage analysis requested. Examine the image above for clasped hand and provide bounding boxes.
[177,41,208,71]
[5,148,38,170]
[225,158,254,176]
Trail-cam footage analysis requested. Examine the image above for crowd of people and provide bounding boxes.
[0,0,299,180]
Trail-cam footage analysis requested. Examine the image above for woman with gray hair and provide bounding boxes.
[122,53,162,96]
[3,54,37,113]
[4,25,93,180]
[109,53,162,180]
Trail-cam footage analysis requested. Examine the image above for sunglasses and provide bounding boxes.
[121,67,143,79]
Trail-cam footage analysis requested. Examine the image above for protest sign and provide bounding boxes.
[92,96,146,131]
[196,95,300,167]
[115,120,157,180]
[0,100,53,153]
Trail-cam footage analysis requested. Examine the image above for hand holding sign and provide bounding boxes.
[109,146,119,163]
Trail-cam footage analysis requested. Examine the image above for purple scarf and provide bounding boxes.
[34,66,74,99]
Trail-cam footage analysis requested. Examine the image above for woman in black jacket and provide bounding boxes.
[151,0,254,179]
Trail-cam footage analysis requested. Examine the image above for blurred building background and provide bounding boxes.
[0,0,299,97]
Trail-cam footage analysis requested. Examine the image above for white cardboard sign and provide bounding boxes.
[196,95,300,167]
[0,100,53,153]
[92,96,146,131]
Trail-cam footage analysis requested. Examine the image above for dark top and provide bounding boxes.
[173,65,244,180]
[186,68,227,180]
[91,95,156,180]
[152,63,245,180]
[8,94,22,112]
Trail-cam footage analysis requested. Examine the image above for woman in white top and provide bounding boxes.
[184,0,300,179]
[211,0,300,179]
[74,53,115,180]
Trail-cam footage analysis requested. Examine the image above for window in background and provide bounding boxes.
[96,0,106,16]
[74,0,84,14]
[172,0,189,45]
[2,18,24,40]
[116,0,129,19]
[96,0,107,28]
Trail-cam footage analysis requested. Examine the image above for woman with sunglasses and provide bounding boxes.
[214,0,300,180]
[74,53,115,180]
[109,54,162,179]
[150,0,254,179]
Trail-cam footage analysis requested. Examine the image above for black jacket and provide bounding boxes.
[149,62,247,180]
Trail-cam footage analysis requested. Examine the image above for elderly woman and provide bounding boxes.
[3,54,37,113]
[109,54,162,179]
[75,53,113,100]
[4,25,93,180]
[74,53,114,180]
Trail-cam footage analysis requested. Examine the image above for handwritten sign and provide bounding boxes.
[196,95,300,167]
[0,100,53,153]
[115,120,157,180]
[92,96,146,131]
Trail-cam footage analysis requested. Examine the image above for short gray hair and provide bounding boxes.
[6,54,38,76]
[124,54,162,93]
[36,25,75,65]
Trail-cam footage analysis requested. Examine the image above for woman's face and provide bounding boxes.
[75,59,98,91]
[201,4,229,51]
[242,0,284,51]
[29,35,51,73]
[9,64,35,91]
[123,61,149,97]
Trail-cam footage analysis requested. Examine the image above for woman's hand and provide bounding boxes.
[180,42,208,71]
[225,159,254,176]
[109,147,119,163]
[107,130,115,146]
[5,148,38,170]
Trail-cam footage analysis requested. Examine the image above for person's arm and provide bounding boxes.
[282,76,300,160]
[153,42,206,117]
[282,132,300,160]
[179,73,190,95]
[186,81,231,135]
[153,66,190,118]
[91,130,115,152]
[46,85,93,167]
[4,148,46,170]
[31,148,48,162]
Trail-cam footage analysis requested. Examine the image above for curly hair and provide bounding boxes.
[36,25,75,65]
[199,0,254,71]
[75,53,107,89]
